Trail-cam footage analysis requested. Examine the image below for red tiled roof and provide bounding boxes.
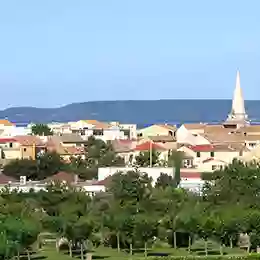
[135,141,166,151]
[0,174,16,184]
[0,138,17,143]
[188,145,214,152]
[181,171,201,179]
[14,135,44,146]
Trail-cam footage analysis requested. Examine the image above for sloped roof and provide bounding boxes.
[157,124,177,131]
[180,171,201,179]
[59,133,85,143]
[183,123,206,130]
[14,135,44,146]
[148,135,176,142]
[111,139,135,153]
[0,119,14,126]
[0,138,17,143]
[135,141,166,151]
[188,144,248,152]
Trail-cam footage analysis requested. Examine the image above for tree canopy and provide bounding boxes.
[31,124,53,136]
[2,157,260,258]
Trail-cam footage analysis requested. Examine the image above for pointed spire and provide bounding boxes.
[226,70,248,125]
[231,70,246,119]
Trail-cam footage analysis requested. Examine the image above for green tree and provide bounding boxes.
[3,159,38,180]
[135,150,160,167]
[155,173,176,189]
[168,150,184,187]
[203,160,260,207]
[85,136,124,167]
[134,214,158,258]
[31,123,53,136]
[3,151,66,181]
[159,188,189,249]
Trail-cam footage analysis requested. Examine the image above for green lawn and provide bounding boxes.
[23,245,248,260]
[33,246,187,260]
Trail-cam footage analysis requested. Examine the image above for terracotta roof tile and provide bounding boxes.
[240,125,260,133]
[112,139,135,153]
[180,171,201,179]
[135,141,166,151]
[0,120,14,126]
[188,144,247,152]
[0,138,17,143]
[14,135,44,146]
[183,123,206,130]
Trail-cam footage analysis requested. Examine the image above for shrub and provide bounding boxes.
[152,255,260,260]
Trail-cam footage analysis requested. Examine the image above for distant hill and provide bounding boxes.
[1,99,260,125]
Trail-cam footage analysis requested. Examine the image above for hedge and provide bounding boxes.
[152,255,260,260]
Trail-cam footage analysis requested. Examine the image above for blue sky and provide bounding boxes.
[0,0,259,108]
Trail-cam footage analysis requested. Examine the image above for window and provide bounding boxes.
[210,151,214,157]
[23,148,27,152]
[9,143,13,148]
[196,152,201,158]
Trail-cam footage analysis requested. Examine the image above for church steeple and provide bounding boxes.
[224,70,249,128]
[230,71,247,120]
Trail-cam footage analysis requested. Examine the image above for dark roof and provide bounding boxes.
[148,135,176,142]
[59,134,85,143]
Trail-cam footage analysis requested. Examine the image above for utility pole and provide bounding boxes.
[149,141,152,167]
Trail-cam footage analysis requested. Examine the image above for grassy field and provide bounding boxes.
[21,245,248,260]
[21,246,190,260]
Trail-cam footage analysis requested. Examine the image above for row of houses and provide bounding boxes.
[1,119,260,171]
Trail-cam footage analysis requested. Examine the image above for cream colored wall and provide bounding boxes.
[138,125,171,138]
[178,146,239,165]
[214,151,240,163]
[198,160,227,172]
[3,149,21,159]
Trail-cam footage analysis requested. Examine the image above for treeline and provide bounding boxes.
[3,160,260,259]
